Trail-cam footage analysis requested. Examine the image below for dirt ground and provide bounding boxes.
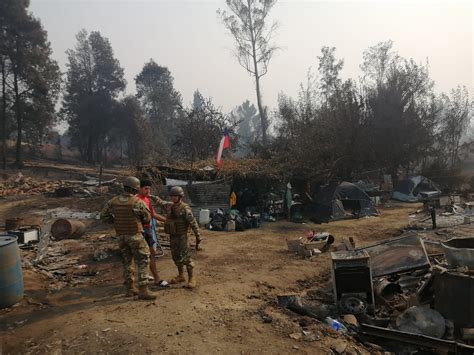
[0,192,423,354]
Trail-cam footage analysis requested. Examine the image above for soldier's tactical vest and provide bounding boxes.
[164,203,189,235]
[111,195,143,235]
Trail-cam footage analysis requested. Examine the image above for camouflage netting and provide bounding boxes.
[136,158,286,182]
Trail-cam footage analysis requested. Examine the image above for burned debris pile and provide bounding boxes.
[0,173,73,196]
[281,222,474,353]
[0,172,119,198]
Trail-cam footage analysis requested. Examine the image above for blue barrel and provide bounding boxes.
[0,235,24,308]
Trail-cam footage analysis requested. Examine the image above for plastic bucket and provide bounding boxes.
[0,235,24,308]
[199,209,210,225]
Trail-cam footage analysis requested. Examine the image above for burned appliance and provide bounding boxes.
[331,250,375,314]
[7,227,40,245]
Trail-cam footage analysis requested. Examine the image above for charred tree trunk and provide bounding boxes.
[120,136,123,166]
[247,0,268,146]
[254,75,268,145]
[103,136,108,166]
[57,135,62,161]
[13,68,23,168]
[1,58,7,169]
[87,134,93,164]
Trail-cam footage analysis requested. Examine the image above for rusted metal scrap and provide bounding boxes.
[434,271,474,334]
[358,323,474,354]
[357,232,430,277]
[441,237,474,268]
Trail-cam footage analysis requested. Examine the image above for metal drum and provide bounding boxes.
[51,219,85,239]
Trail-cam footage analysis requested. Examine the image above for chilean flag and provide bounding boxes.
[216,128,231,166]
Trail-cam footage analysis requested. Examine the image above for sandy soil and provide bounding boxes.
[0,195,422,354]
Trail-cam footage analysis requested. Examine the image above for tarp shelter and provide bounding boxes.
[310,182,379,222]
[392,176,441,202]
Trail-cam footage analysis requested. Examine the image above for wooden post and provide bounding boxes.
[99,165,103,187]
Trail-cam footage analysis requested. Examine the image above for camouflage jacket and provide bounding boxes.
[170,202,201,242]
[100,192,151,227]
[150,194,173,213]
[150,195,201,242]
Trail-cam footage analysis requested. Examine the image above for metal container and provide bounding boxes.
[8,228,40,244]
[51,219,86,239]
[0,235,24,308]
[441,237,474,268]
[434,271,474,333]
[331,250,375,314]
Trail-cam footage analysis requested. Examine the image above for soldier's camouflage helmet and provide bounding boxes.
[169,186,185,197]
[123,176,140,191]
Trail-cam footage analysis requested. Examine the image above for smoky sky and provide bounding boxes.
[31,0,473,113]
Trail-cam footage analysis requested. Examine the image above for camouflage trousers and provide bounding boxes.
[170,234,194,270]
[118,234,150,286]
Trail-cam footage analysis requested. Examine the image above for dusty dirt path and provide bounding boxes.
[1,203,419,354]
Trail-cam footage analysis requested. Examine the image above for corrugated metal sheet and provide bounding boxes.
[358,233,430,277]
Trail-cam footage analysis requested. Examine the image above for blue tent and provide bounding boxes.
[392,176,441,202]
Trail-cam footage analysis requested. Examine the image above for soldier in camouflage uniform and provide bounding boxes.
[100,176,156,300]
[153,186,201,289]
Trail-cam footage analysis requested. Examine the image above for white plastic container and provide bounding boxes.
[226,220,236,232]
[199,209,210,225]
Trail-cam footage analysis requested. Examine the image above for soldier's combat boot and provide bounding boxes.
[185,267,196,289]
[125,282,139,297]
[169,265,186,284]
[138,285,157,300]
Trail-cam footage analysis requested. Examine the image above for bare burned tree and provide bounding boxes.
[438,86,472,168]
[218,0,279,146]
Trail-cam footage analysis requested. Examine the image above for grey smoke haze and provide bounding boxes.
[31,0,473,113]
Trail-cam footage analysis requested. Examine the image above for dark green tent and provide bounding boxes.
[310,182,379,222]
